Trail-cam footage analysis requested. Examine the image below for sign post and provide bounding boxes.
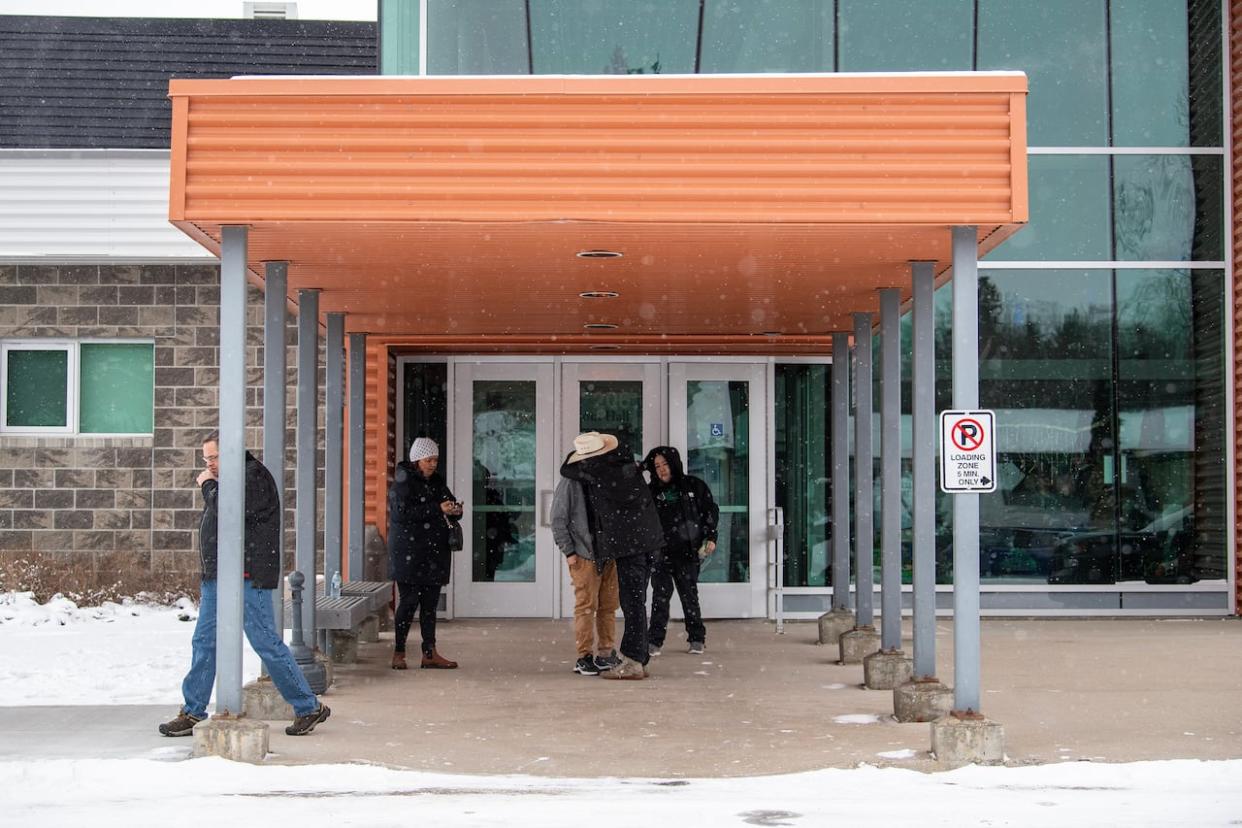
[939,410,996,494]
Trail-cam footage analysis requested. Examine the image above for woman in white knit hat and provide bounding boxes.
[386,436,463,670]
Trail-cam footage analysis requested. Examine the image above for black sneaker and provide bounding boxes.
[574,655,600,676]
[595,650,621,671]
[158,709,202,737]
[285,704,331,736]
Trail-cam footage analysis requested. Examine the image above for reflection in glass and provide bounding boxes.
[978,0,1109,146]
[79,344,154,434]
[700,0,832,73]
[472,381,536,583]
[427,0,529,74]
[578,380,643,460]
[686,380,749,584]
[837,0,971,71]
[403,363,448,466]
[774,365,829,587]
[528,0,699,74]
[1109,0,1189,146]
[1113,155,1223,262]
[986,156,1111,261]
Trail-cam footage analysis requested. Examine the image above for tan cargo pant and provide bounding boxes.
[567,555,619,657]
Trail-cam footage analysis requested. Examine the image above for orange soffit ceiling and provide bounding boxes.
[167,74,1028,346]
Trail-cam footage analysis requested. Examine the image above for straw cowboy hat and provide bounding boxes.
[566,431,619,463]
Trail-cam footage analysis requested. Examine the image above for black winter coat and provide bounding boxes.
[387,462,460,586]
[198,451,282,589]
[643,446,720,562]
[559,451,664,562]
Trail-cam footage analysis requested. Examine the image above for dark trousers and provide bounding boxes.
[614,553,652,665]
[394,582,441,656]
[649,554,706,647]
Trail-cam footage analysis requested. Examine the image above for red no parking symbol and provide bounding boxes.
[951,418,985,452]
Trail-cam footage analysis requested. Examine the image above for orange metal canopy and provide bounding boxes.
[168,72,1027,354]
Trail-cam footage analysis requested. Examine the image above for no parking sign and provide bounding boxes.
[939,410,996,493]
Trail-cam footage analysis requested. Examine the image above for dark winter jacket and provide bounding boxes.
[559,450,664,563]
[198,451,282,590]
[387,462,460,586]
[643,446,720,562]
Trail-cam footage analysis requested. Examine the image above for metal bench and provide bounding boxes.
[283,593,370,631]
[340,579,392,614]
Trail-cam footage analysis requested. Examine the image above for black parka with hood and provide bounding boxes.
[198,451,282,589]
[559,450,664,564]
[387,461,460,585]
[643,446,720,562]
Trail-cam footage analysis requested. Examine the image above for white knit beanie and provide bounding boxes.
[408,437,439,463]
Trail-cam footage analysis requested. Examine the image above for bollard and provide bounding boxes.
[289,571,328,694]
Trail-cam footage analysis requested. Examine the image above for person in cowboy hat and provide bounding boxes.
[559,432,664,680]
[387,437,462,670]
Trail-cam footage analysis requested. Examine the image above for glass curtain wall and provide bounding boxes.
[392,0,1229,596]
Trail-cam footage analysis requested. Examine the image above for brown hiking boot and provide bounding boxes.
[420,649,458,669]
[391,651,408,670]
[158,709,202,737]
[600,655,646,680]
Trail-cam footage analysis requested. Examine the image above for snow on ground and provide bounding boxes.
[1,755,1239,827]
[0,591,258,706]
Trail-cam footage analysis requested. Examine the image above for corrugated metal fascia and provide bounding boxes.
[0,150,214,261]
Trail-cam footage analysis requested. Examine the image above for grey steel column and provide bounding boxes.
[951,226,982,713]
[879,288,902,650]
[295,289,320,640]
[324,312,345,592]
[852,313,875,627]
[911,261,937,679]
[347,333,367,579]
[215,225,247,715]
[830,331,851,612]
[262,262,288,642]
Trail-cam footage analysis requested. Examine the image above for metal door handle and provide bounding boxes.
[540,490,553,527]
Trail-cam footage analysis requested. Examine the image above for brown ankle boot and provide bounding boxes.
[420,649,458,669]
[391,651,408,670]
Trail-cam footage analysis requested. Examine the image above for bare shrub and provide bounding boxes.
[0,556,198,606]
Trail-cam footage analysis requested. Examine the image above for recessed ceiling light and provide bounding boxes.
[579,290,620,299]
[589,344,621,351]
[576,250,624,259]
[584,322,618,330]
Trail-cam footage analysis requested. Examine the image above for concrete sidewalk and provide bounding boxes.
[2,617,1239,776]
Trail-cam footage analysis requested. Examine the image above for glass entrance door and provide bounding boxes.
[557,362,662,618]
[452,362,556,617]
[668,362,768,618]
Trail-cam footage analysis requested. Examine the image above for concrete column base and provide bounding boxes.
[359,614,380,643]
[931,714,1006,766]
[816,608,856,646]
[863,649,913,690]
[893,678,954,722]
[376,604,393,633]
[839,626,881,665]
[241,677,294,721]
[191,716,269,763]
[329,630,359,664]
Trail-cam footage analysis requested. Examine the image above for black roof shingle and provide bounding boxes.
[0,15,378,149]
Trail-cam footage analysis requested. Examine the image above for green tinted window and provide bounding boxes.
[700,0,832,73]
[5,348,69,428]
[528,0,699,74]
[986,156,1111,261]
[838,0,972,71]
[978,0,1109,146]
[1110,0,1189,146]
[578,380,643,460]
[427,0,529,75]
[79,343,154,434]
[1113,155,1223,261]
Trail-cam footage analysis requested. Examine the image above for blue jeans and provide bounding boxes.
[181,579,318,719]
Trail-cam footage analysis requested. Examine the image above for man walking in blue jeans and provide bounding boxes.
[159,436,329,737]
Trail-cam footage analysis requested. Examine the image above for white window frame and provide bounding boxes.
[0,339,155,437]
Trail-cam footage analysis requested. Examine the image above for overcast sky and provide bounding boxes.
[0,0,375,20]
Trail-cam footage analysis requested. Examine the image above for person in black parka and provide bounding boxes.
[559,432,664,680]
[388,437,462,670]
[643,446,719,655]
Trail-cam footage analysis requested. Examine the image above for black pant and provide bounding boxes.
[394,582,441,656]
[649,554,706,647]
[614,553,652,665]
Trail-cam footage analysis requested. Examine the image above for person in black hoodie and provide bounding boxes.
[159,435,330,739]
[560,432,664,680]
[643,446,719,656]
[388,437,462,670]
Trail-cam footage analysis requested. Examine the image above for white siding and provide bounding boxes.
[0,150,214,261]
